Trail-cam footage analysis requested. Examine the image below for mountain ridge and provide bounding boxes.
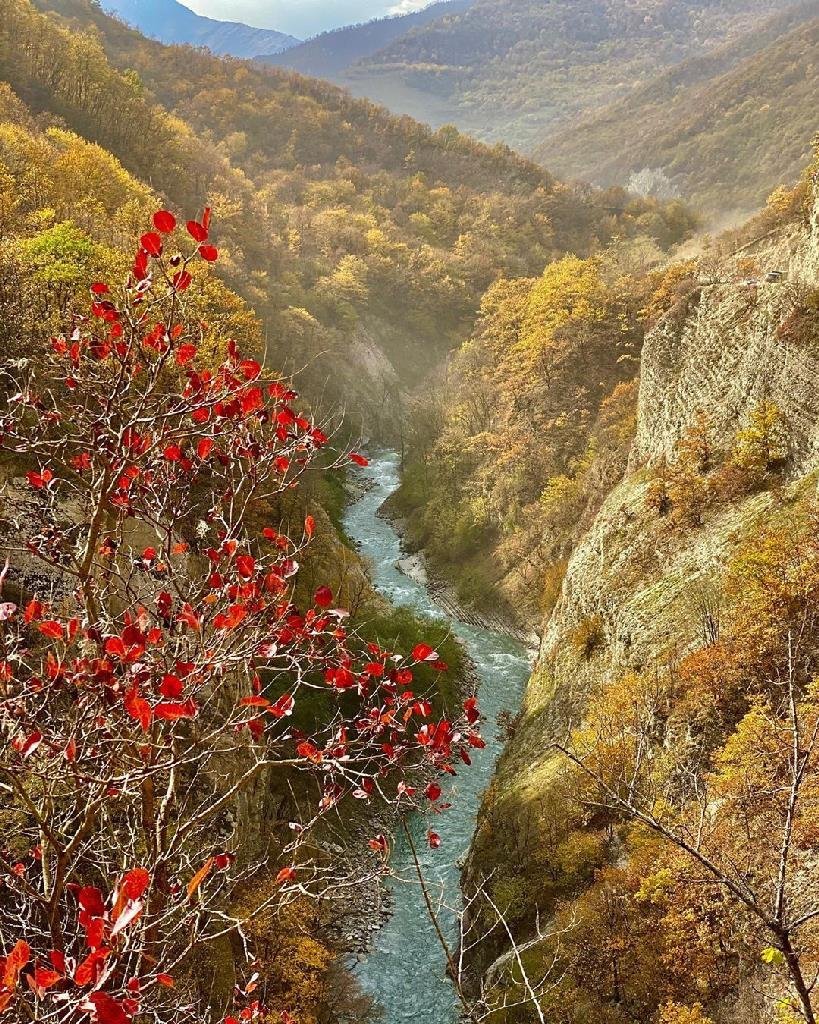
[337,0,805,151]
[101,0,300,58]
[537,0,819,216]
[258,0,472,77]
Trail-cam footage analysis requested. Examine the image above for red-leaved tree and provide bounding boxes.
[0,210,481,1023]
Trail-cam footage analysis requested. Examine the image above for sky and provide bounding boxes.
[182,0,432,37]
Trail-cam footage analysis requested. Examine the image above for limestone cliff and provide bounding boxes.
[634,191,819,470]
[464,180,819,1015]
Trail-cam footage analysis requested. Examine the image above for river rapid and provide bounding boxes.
[342,450,533,1024]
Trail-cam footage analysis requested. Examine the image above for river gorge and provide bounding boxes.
[342,450,533,1023]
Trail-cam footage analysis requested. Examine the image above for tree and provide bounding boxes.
[729,399,789,485]
[0,210,481,1023]
[561,632,819,1024]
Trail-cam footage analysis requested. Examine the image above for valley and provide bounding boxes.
[1,1,819,1023]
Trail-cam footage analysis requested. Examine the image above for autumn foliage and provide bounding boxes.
[0,212,480,1023]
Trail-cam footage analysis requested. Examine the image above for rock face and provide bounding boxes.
[464,186,819,1004]
[532,188,819,734]
[633,190,819,471]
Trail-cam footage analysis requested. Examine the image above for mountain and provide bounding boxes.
[338,0,804,152]
[101,0,299,57]
[5,0,693,441]
[536,0,819,218]
[258,0,472,79]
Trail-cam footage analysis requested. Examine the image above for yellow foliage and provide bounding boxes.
[522,254,608,348]
[728,399,789,483]
[247,896,333,1024]
[656,1002,714,1024]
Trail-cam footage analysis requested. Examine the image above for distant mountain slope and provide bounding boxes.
[538,0,819,217]
[5,0,694,438]
[339,0,802,151]
[102,0,299,57]
[259,0,471,78]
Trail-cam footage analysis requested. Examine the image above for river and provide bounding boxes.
[342,450,533,1024]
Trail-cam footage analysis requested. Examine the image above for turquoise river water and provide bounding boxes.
[342,450,533,1024]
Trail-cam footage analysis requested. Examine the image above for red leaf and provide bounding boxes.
[412,643,438,662]
[156,973,175,987]
[172,270,192,292]
[325,666,355,690]
[159,674,183,698]
[88,992,129,1024]
[26,468,53,489]
[133,249,149,281]
[427,830,442,849]
[296,741,322,763]
[276,865,296,884]
[2,940,29,988]
[349,452,369,466]
[24,599,43,623]
[239,695,269,707]
[176,343,197,365]
[32,965,62,990]
[314,586,333,608]
[90,282,110,295]
[105,636,127,659]
[85,916,105,950]
[238,358,261,380]
[304,515,315,538]
[236,554,255,579]
[140,231,163,257]
[186,220,208,242]
[163,444,182,462]
[38,620,64,640]
[110,898,142,937]
[15,730,41,757]
[197,437,214,459]
[178,604,201,630]
[239,387,264,416]
[154,699,197,721]
[269,693,294,718]
[74,948,108,986]
[424,782,442,801]
[123,867,150,900]
[213,604,247,630]
[198,244,218,262]
[124,685,152,732]
[153,210,176,233]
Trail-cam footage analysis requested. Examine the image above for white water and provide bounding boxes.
[342,450,532,1023]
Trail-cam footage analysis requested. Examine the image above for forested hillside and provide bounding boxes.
[539,0,819,217]
[339,0,799,152]
[1,0,694,439]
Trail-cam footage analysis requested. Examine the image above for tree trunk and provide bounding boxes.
[779,932,816,1024]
